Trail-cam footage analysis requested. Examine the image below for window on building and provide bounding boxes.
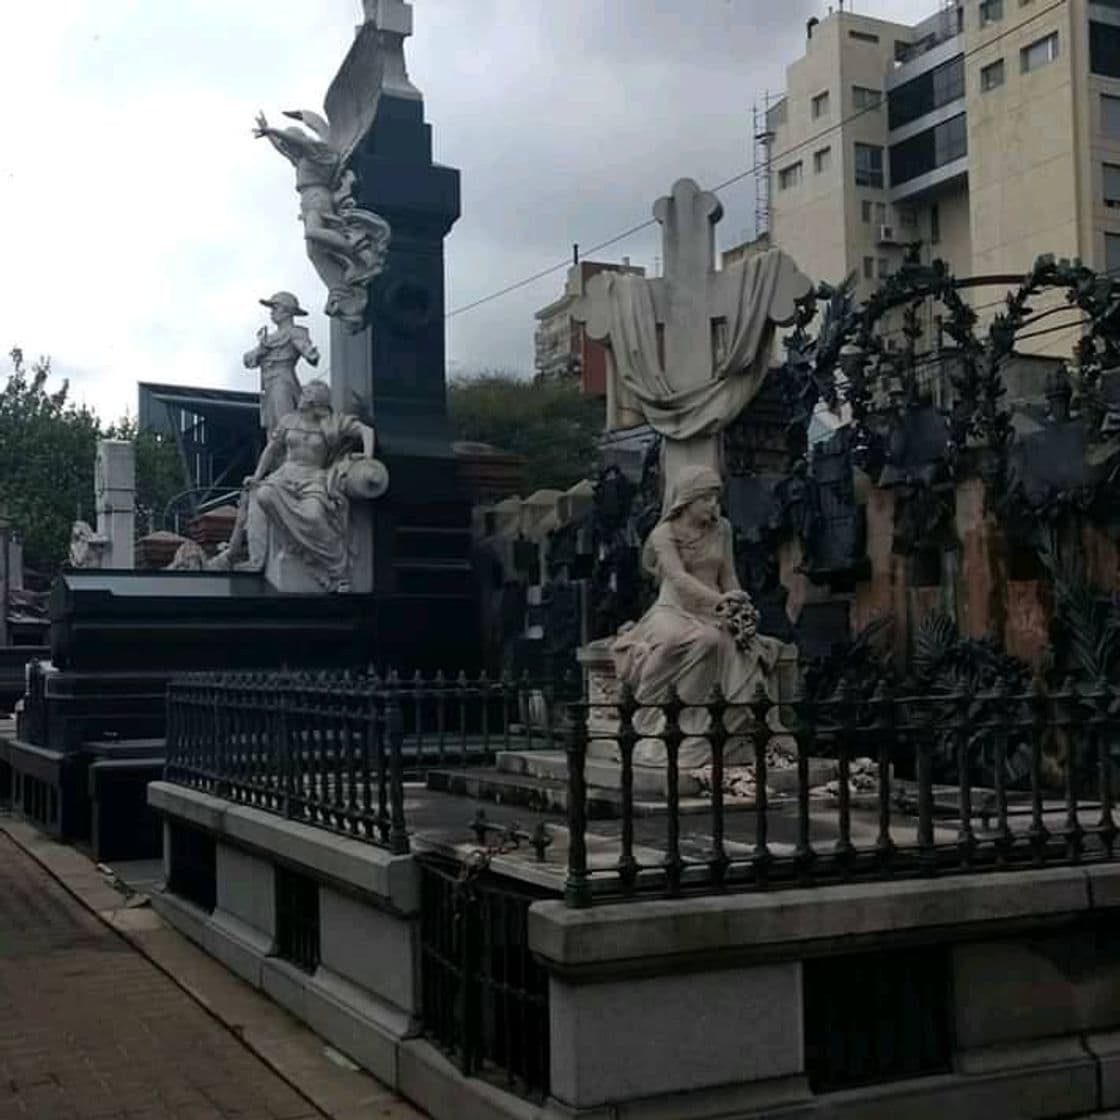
[934,114,968,165]
[849,29,881,43]
[863,256,875,279]
[1104,94,1120,137]
[890,114,967,186]
[812,90,830,119]
[1021,31,1059,72]
[854,143,884,188]
[933,55,966,105]
[1091,22,1120,78]
[888,54,964,129]
[853,86,882,111]
[899,207,918,227]
[875,202,887,223]
[814,147,832,173]
[980,0,1004,25]
[930,203,941,244]
[878,258,891,279]
[862,200,873,222]
[1108,233,1120,276]
[779,162,803,190]
[1105,163,1120,208]
[980,59,1005,91]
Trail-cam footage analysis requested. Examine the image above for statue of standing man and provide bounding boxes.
[243,291,321,434]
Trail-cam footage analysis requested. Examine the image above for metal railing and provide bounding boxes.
[164,669,568,855]
[419,856,552,1100]
[561,680,1120,907]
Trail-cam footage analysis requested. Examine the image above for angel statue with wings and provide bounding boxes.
[255,107,389,332]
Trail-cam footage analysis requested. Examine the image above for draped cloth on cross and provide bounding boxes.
[576,179,812,503]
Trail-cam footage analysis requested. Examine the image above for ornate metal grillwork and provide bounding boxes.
[562,680,1120,907]
[165,670,563,855]
[419,857,551,1100]
[275,866,320,973]
[804,946,952,1092]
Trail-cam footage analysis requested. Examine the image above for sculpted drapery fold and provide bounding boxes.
[595,248,810,442]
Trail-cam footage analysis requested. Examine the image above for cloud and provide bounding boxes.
[0,0,934,418]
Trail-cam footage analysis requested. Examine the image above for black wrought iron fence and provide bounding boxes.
[164,669,567,854]
[419,856,551,1100]
[562,679,1120,906]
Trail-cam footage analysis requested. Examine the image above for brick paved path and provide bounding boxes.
[0,833,320,1119]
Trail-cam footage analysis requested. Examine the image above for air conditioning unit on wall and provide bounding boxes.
[877,224,896,245]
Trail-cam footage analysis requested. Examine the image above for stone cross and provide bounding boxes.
[574,178,810,496]
[363,0,412,36]
[354,0,420,106]
[95,439,136,570]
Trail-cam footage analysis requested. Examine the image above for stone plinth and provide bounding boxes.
[576,636,801,771]
[136,531,187,570]
[95,439,135,569]
[187,505,238,555]
[452,441,527,505]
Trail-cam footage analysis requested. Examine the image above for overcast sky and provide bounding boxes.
[0,0,932,423]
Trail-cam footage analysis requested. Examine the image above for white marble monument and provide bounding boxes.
[253,2,418,331]
[574,177,811,503]
[215,380,389,593]
[569,179,811,771]
[95,439,136,569]
[243,292,320,434]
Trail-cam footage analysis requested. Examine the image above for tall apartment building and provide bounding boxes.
[533,259,645,395]
[767,0,1120,358]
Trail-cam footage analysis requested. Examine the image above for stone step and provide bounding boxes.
[425,767,621,819]
[422,763,721,819]
[494,749,839,797]
[496,749,703,798]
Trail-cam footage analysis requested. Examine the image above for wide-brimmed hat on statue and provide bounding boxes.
[259,291,308,317]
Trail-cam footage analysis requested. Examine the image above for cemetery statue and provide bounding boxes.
[243,292,321,434]
[253,4,436,330]
[255,112,390,331]
[612,465,785,767]
[575,178,811,503]
[215,380,388,592]
[67,521,111,570]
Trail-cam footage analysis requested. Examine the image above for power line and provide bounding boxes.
[446,0,1069,322]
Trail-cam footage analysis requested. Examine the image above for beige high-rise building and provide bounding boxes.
[767,0,1120,360]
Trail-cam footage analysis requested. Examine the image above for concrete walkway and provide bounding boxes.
[0,817,426,1120]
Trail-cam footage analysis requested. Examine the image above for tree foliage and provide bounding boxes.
[1,349,183,575]
[447,371,604,493]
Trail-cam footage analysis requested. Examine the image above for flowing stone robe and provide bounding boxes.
[247,409,374,591]
[612,466,785,767]
[578,179,812,501]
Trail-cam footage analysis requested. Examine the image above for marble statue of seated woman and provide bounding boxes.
[215,379,388,592]
[612,465,785,768]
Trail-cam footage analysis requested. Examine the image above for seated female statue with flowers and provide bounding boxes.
[612,465,785,767]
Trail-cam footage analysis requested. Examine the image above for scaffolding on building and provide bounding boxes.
[753,93,776,240]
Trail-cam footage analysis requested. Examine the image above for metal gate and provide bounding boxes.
[418,857,552,1100]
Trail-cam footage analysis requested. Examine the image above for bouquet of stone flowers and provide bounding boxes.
[715,591,760,653]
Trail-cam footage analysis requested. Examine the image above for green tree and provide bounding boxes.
[447,371,604,492]
[0,349,101,574]
[0,349,186,575]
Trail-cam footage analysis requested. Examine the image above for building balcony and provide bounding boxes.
[889,154,968,204]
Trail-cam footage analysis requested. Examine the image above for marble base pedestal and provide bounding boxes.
[577,636,801,771]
